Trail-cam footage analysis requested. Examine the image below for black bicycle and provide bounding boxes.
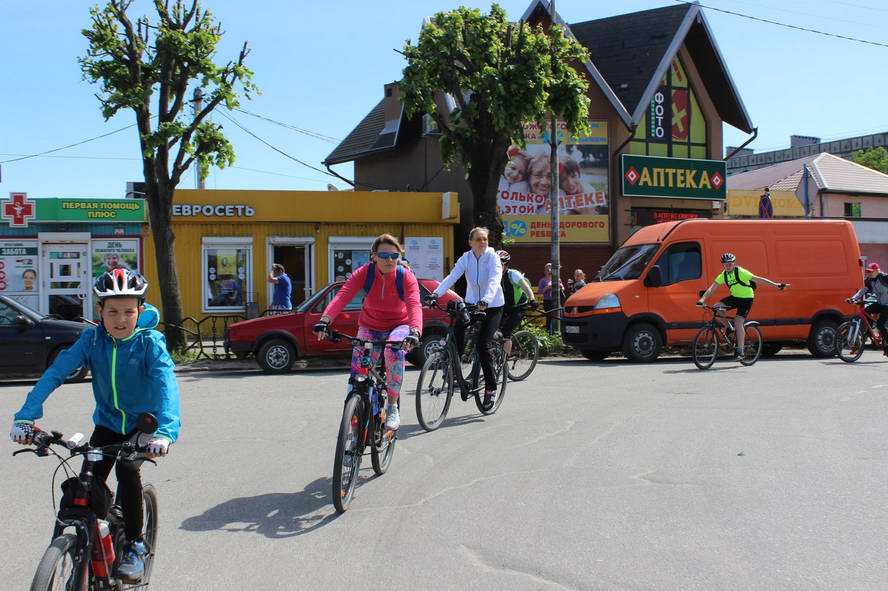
[16,413,160,591]
[692,303,763,369]
[329,331,402,513]
[414,299,508,432]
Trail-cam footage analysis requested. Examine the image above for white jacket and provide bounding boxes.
[434,247,505,308]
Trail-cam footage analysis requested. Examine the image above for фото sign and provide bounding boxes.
[621,155,726,200]
[1,195,145,226]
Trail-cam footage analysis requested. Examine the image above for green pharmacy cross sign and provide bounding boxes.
[1,194,145,227]
[621,155,726,200]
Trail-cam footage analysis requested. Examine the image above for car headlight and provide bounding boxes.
[593,294,620,310]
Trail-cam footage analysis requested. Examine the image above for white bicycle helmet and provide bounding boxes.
[94,268,148,301]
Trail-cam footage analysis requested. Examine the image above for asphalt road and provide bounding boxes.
[1,351,887,590]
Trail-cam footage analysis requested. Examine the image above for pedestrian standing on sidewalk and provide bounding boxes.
[268,264,292,314]
[759,187,774,219]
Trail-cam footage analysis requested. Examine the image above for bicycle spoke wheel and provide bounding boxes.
[739,325,763,366]
[138,483,159,585]
[371,399,396,475]
[692,327,718,370]
[415,350,454,431]
[475,346,507,415]
[332,395,363,513]
[507,330,539,382]
[836,321,865,363]
[30,533,79,591]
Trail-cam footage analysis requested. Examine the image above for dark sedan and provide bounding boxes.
[0,295,90,382]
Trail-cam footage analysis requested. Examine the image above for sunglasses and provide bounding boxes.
[376,252,400,261]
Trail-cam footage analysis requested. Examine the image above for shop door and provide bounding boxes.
[271,244,312,308]
[41,243,90,321]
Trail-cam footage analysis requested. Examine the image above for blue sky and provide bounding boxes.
[1,0,886,198]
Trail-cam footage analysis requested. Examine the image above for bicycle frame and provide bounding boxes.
[848,304,883,347]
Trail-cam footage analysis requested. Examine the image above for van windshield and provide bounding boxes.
[598,244,660,281]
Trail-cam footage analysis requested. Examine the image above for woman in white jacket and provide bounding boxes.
[432,227,505,405]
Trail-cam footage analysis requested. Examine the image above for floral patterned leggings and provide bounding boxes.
[351,325,410,399]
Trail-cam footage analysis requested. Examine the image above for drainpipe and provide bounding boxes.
[724,127,758,161]
[802,164,810,217]
[612,127,637,249]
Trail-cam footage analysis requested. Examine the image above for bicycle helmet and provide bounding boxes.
[720,252,737,264]
[496,250,511,264]
[94,268,148,302]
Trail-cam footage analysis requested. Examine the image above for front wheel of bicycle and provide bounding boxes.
[371,399,397,476]
[507,330,539,382]
[475,347,507,415]
[692,327,718,370]
[30,533,79,591]
[332,395,364,513]
[739,324,763,366]
[415,350,454,431]
[140,484,160,583]
[836,321,865,363]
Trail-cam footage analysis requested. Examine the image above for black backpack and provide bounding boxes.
[723,267,756,291]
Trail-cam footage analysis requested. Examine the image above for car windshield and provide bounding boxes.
[0,296,44,322]
[598,244,660,281]
[296,288,330,313]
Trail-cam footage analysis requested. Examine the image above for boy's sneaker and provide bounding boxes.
[384,403,400,431]
[116,538,148,582]
[483,389,497,407]
[734,349,743,360]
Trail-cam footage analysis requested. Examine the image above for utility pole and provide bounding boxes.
[193,87,205,189]
[548,0,562,333]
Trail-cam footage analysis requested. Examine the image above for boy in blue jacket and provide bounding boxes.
[10,268,180,583]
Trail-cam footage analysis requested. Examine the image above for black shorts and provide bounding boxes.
[500,307,525,339]
[720,296,754,318]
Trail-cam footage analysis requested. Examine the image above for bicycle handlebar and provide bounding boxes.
[326,330,407,350]
[13,426,156,463]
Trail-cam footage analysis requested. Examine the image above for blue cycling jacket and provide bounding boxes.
[14,303,181,442]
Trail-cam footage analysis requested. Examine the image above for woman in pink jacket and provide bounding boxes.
[313,234,422,431]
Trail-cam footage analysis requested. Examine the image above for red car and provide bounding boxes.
[225,279,459,373]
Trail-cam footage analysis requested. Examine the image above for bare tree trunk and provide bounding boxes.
[467,137,510,248]
[147,182,186,351]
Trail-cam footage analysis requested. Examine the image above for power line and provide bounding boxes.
[722,0,879,29]
[0,122,139,164]
[231,165,337,183]
[233,108,342,143]
[0,152,139,161]
[676,0,888,48]
[218,110,336,178]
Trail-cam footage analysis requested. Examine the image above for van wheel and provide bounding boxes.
[406,330,444,367]
[622,323,662,363]
[807,320,838,358]
[761,343,783,357]
[581,350,609,361]
[257,338,296,373]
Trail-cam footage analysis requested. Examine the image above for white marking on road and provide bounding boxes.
[511,420,576,449]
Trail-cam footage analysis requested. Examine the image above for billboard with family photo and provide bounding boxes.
[497,120,609,243]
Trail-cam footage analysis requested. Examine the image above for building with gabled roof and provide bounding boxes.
[325,0,755,279]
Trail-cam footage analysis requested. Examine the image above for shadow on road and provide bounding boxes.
[397,413,487,440]
[180,476,342,539]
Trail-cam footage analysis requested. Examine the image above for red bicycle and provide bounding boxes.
[836,297,883,362]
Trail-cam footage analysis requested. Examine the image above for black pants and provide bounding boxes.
[543,299,555,334]
[454,306,504,392]
[90,426,144,541]
[500,307,525,339]
[865,303,888,349]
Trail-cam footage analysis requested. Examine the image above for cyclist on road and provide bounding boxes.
[847,262,888,357]
[497,250,537,355]
[313,234,421,431]
[430,227,505,406]
[697,253,788,359]
[10,269,180,583]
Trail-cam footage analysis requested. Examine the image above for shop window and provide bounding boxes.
[202,239,252,312]
[844,202,861,218]
[631,57,708,159]
[655,242,701,285]
[328,237,374,282]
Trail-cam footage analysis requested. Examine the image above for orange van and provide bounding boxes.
[562,219,862,362]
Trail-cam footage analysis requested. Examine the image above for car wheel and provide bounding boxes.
[257,338,296,373]
[622,323,662,363]
[407,331,445,367]
[48,347,89,383]
[581,350,610,361]
[807,320,838,358]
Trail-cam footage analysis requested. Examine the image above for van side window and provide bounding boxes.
[657,242,701,285]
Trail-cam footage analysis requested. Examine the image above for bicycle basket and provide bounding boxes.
[58,476,112,520]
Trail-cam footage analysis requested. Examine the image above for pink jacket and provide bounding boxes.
[322,263,422,333]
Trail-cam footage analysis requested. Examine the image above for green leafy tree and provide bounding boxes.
[851,147,888,175]
[80,0,256,349]
[401,4,590,244]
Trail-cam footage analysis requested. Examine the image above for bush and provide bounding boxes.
[519,320,570,356]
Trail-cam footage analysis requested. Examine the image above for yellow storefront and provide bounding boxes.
[142,189,458,320]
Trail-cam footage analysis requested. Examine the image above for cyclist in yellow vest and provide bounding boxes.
[497,250,537,355]
[698,253,788,359]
